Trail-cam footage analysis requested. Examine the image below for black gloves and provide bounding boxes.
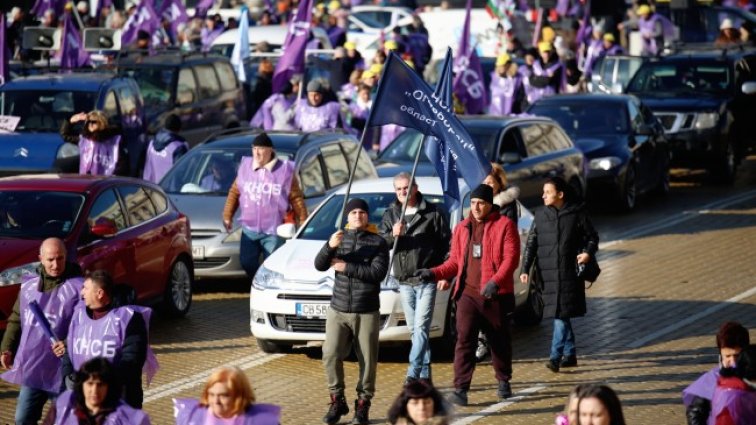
[413,268,435,283]
[480,281,498,299]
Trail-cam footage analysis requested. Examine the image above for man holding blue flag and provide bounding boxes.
[1,238,83,425]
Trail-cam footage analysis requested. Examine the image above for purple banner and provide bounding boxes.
[453,0,488,115]
[30,0,66,19]
[194,0,215,19]
[121,0,161,47]
[272,0,313,93]
[59,12,91,70]
[159,0,189,37]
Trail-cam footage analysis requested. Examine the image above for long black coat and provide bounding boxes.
[521,202,598,319]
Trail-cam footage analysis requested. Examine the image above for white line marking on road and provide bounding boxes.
[627,285,756,349]
[451,385,547,425]
[144,352,285,403]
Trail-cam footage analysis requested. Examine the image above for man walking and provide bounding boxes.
[379,172,450,385]
[315,198,389,425]
[223,132,308,279]
[0,238,84,424]
[414,184,520,406]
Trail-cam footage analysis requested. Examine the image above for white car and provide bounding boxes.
[249,177,542,353]
[210,25,333,56]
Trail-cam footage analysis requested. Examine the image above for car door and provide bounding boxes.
[495,126,541,206]
[320,143,351,191]
[733,55,756,152]
[510,123,564,207]
[297,147,327,210]
[175,66,205,144]
[193,63,224,136]
[627,98,657,191]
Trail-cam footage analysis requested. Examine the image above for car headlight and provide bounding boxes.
[56,142,79,159]
[0,262,40,287]
[588,156,622,171]
[381,274,400,291]
[694,112,719,130]
[222,227,242,243]
[252,265,283,290]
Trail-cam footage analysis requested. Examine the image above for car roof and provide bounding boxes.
[653,48,756,61]
[117,52,229,67]
[532,93,631,104]
[0,72,120,91]
[0,174,154,192]
[198,129,354,153]
[459,114,558,127]
[331,177,470,197]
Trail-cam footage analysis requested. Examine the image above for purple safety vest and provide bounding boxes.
[582,39,604,77]
[143,139,189,183]
[524,61,562,104]
[710,380,756,425]
[638,13,675,56]
[294,101,341,132]
[1,274,83,393]
[683,367,719,407]
[379,124,405,151]
[489,72,522,115]
[68,305,159,385]
[53,390,151,425]
[173,398,281,425]
[236,157,295,234]
[79,135,121,176]
[251,94,297,131]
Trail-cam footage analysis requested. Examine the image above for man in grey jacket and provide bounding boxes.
[315,198,389,425]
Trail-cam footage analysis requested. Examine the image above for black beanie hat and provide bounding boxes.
[470,184,494,204]
[252,132,274,148]
[345,198,369,215]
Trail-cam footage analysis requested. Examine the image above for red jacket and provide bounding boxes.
[431,210,520,300]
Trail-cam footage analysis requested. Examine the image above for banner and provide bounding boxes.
[59,11,92,69]
[453,0,488,115]
[272,0,313,93]
[231,7,251,82]
[121,0,161,46]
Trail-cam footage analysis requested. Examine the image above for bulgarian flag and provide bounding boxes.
[485,0,515,20]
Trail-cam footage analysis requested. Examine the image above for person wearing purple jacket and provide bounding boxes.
[636,4,674,57]
[294,80,341,132]
[488,53,525,116]
[61,110,128,177]
[250,76,300,131]
[1,238,84,425]
[142,114,189,183]
[200,14,225,52]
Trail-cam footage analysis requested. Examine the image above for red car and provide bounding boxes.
[0,174,194,331]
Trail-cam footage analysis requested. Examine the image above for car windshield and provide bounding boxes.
[627,62,730,95]
[119,67,175,116]
[160,147,295,195]
[0,191,84,238]
[0,90,96,132]
[299,193,444,241]
[529,103,628,134]
[378,127,497,163]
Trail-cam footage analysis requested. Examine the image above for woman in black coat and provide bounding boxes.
[519,177,598,373]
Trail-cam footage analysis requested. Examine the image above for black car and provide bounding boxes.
[626,48,756,182]
[115,51,247,146]
[528,94,670,210]
[374,115,586,208]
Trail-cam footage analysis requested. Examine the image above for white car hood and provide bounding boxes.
[264,239,335,285]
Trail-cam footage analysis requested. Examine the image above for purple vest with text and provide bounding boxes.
[68,305,159,385]
[710,381,756,425]
[251,94,297,131]
[173,398,281,425]
[53,390,151,425]
[236,157,294,234]
[143,139,189,183]
[525,61,562,104]
[489,73,522,115]
[638,14,674,56]
[79,135,121,176]
[294,101,340,132]
[583,39,604,77]
[1,275,83,393]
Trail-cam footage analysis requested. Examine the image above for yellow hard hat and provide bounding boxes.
[344,40,356,50]
[328,0,341,11]
[637,5,651,16]
[538,41,552,53]
[496,53,511,67]
[603,33,615,43]
[362,70,375,80]
[541,26,556,43]
[384,40,399,51]
[369,63,383,74]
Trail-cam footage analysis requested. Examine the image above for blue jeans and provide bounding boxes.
[240,228,284,279]
[399,283,436,380]
[550,318,576,362]
[16,385,57,425]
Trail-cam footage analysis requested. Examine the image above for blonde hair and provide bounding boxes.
[487,162,508,191]
[200,367,255,416]
[86,110,109,129]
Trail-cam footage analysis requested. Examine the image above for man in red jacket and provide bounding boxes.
[414,184,521,406]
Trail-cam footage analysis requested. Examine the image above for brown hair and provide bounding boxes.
[716,321,750,350]
[200,367,255,416]
[487,163,508,192]
[86,110,108,129]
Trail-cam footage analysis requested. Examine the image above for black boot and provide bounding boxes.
[323,393,349,424]
[352,398,371,425]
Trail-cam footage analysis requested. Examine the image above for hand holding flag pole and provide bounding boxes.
[28,300,59,344]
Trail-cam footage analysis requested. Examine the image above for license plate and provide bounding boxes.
[191,245,205,259]
[296,303,329,318]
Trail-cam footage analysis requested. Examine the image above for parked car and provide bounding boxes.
[656,3,756,45]
[210,25,333,57]
[0,72,146,177]
[528,94,670,210]
[588,55,647,94]
[625,48,756,182]
[115,51,246,146]
[249,176,543,353]
[374,115,587,208]
[159,129,378,280]
[0,174,194,331]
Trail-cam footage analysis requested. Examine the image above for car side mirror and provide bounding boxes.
[499,152,521,164]
[90,217,118,238]
[276,223,297,239]
[741,81,756,95]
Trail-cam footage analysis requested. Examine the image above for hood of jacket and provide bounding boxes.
[152,129,186,152]
[494,186,520,208]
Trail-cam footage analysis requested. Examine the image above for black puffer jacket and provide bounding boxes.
[314,228,389,313]
[521,202,598,319]
[378,193,450,281]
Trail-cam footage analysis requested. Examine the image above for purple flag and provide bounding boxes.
[272,0,313,93]
[28,301,58,344]
[121,0,161,46]
[59,12,91,70]
[1,14,9,86]
[194,0,216,19]
[453,0,488,115]
[95,0,114,22]
[30,0,66,19]
[159,0,189,37]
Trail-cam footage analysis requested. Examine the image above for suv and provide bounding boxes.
[626,48,756,182]
[588,55,647,94]
[0,72,147,177]
[115,52,246,146]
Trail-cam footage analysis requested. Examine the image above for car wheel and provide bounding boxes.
[162,258,193,317]
[514,265,543,326]
[617,164,637,211]
[256,338,292,354]
[710,142,737,184]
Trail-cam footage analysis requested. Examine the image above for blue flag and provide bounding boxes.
[370,52,491,193]
[231,7,250,82]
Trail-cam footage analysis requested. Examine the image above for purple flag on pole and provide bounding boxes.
[159,0,189,36]
[121,0,161,46]
[453,0,488,115]
[28,301,58,344]
[59,12,91,70]
[194,0,216,19]
[0,14,9,86]
[95,0,113,22]
[272,0,313,93]
[30,0,66,19]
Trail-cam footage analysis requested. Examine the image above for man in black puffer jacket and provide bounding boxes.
[315,198,389,425]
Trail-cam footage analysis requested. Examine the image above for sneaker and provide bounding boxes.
[560,356,578,368]
[545,359,560,373]
[475,337,490,362]
[448,389,468,406]
[497,380,512,399]
[351,398,370,425]
[322,393,349,424]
